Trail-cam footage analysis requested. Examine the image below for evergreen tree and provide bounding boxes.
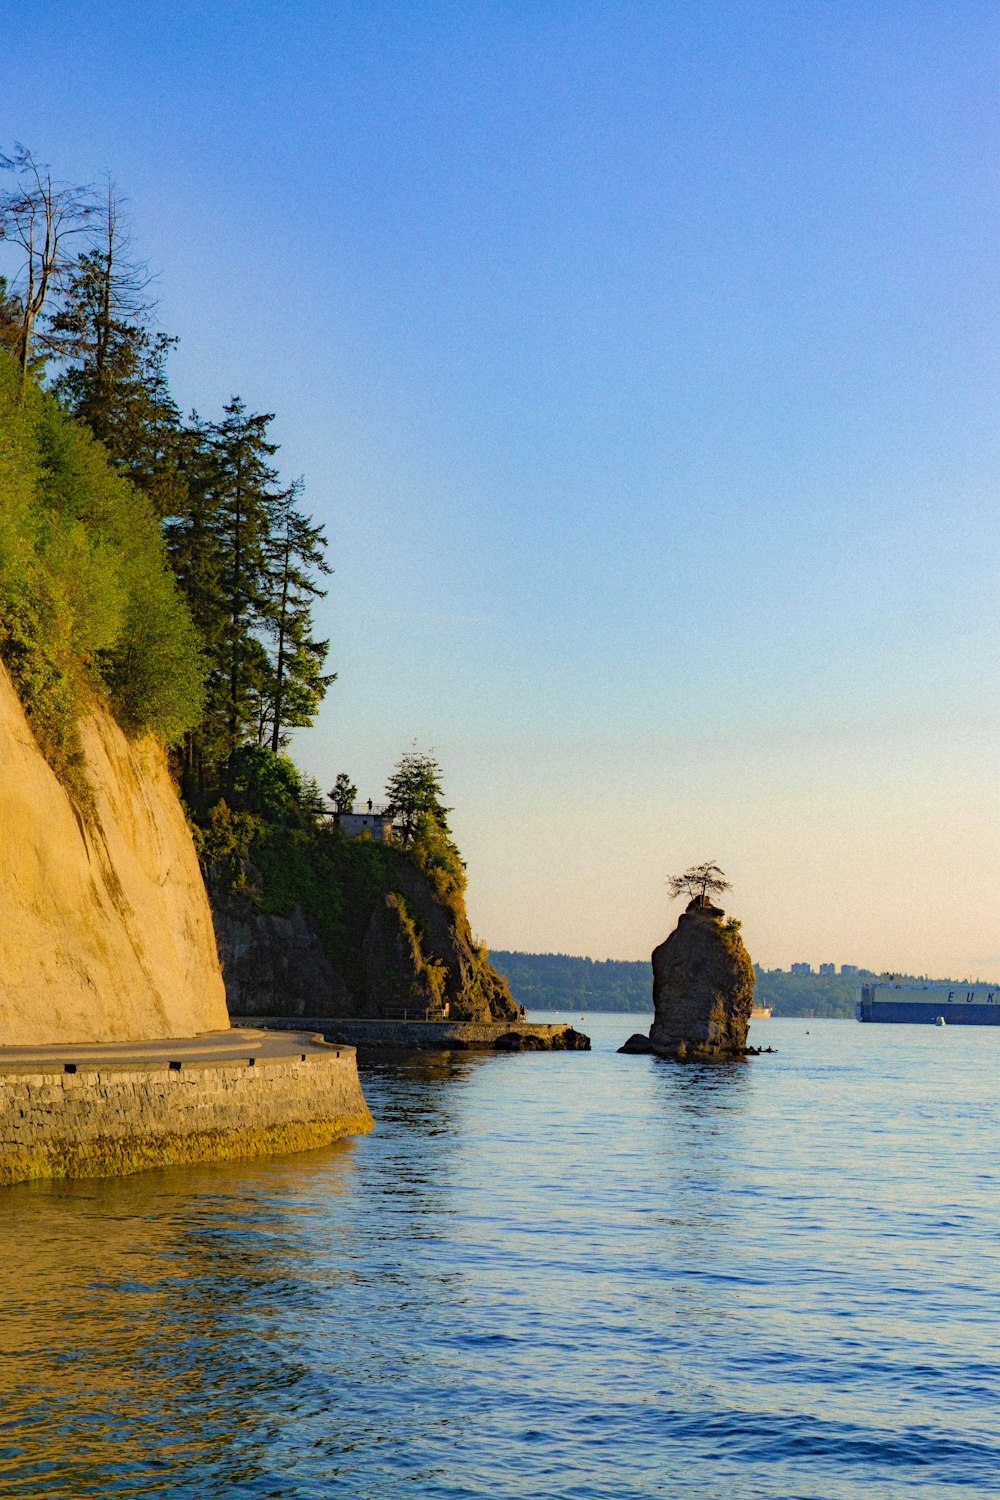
[385,749,451,847]
[201,397,282,793]
[0,276,23,357]
[261,479,334,750]
[162,416,226,796]
[330,772,357,811]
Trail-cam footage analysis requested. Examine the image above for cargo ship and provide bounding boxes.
[857,982,1000,1025]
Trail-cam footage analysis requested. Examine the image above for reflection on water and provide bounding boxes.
[1,1150,358,1496]
[3,1018,1000,1498]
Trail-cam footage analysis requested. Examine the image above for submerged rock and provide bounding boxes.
[646,898,755,1060]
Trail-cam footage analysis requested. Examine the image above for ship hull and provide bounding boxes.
[857,1000,1000,1025]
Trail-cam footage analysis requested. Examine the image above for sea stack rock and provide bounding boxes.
[647,898,755,1059]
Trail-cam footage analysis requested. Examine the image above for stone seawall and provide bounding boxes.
[0,1030,373,1187]
[233,1015,591,1052]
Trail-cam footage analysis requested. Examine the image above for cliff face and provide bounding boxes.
[0,663,229,1045]
[648,899,754,1058]
[212,847,518,1024]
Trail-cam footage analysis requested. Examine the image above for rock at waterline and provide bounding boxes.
[494,1026,591,1052]
[618,1033,655,1054]
[619,897,755,1059]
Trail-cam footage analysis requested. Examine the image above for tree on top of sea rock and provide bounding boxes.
[667,861,732,906]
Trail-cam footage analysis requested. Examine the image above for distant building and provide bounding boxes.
[840,964,858,976]
[818,963,836,977]
[333,808,394,843]
[790,962,812,976]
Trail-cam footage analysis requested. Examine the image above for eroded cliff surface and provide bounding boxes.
[0,663,229,1044]
[211,846,518,1024]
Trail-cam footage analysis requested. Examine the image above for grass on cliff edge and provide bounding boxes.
[0,352,203,798]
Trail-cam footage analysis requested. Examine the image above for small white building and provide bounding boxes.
[333,809,394,843]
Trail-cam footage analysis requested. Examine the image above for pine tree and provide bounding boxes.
[330,773,357,812]
[385,750,451,847]
[202,397,283,794]
[261,479,334,750]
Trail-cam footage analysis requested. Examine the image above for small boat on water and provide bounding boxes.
[750,1005,772,1019]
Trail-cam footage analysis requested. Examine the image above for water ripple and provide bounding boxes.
[2,1018,999,1497]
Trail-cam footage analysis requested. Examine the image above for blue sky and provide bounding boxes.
[5,2,999,972]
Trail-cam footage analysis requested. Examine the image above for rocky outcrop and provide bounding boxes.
[361,892,446,1017]
[642,898,755,1059]
[618,1032,655,1054]
[0,662,229,1045]
[377,856,518,1022]
[493,1026,590,1052]
[211,851,518,1025]
[209,895,354,1017]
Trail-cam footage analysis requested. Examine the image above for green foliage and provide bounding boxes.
[753,968,862,1018]
[162,400,334,797]
[0,350,203,794]
[330,772,357,812]
[492,951,962,1020]
[720,915,746,957]
[261,480,334,751]
[0,276,22,356]
[228,743,313,822]
[190,799,263,894]
[408,810,466,910]
[248,821,398,994]
[392,891,448,1005]
[384,747,451,846]
[4,161,336,804]
[491,951,653,1014]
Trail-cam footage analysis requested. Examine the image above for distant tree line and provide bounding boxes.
[0,146,333,808]
[491,953,967,1019]
[490,952,653,1014]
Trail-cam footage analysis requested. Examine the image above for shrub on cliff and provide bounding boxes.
[0,350,203,789]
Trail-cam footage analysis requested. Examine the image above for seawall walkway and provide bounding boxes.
[0,1028,373,1186]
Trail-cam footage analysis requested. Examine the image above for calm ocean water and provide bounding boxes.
[2,1015,999,1499]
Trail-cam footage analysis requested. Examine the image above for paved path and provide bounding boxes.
[232,1014,591,1052]
[0,1028,338,1073]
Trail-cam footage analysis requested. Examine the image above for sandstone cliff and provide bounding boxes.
[211,845,518,1024]
[0,662,229,1045]
[646,898,754,1059]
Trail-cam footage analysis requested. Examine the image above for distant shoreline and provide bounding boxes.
[493,951,979,1021]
